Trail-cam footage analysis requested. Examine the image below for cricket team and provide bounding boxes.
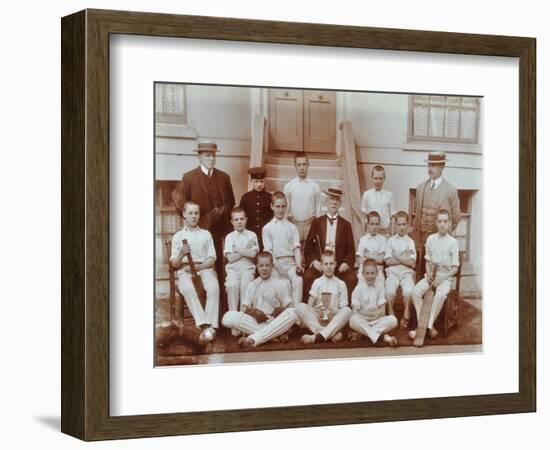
[169,141,461,348]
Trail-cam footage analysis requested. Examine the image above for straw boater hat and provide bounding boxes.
[193,141,219,153]
[424,151,449,164]
[323,188,344,198]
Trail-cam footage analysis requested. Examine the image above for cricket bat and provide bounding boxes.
[414,263,438,347]
[182,239,207,308]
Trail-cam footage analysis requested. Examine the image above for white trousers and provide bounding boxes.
[296,303,352,340]
[177,268,220,328]
[221,309,298,346]
[349,313,398,343]
[412,277,453,329]
[274,257,303,307]
[225,264,256,311]
[385,271,415,307]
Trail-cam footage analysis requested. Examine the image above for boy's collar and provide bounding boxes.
[183,224,199,231]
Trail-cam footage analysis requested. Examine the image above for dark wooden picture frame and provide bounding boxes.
[61,9,536,441]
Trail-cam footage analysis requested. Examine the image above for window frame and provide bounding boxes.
[407,94,481,145]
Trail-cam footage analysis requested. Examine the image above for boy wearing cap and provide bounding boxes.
[361,165,395,236]
[303,188,357,301]
[283,152,322,244]
[239,166,273,250]
[223,208,259,328]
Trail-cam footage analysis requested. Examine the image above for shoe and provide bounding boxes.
[278,332,290,343]
[399,317,410,330]
[348,331,362,342]
[428,328,439,339]
[201,327,215,343]
[408,330,417,340]
[231,329,242,337]
[331,331,343,343]
[383,334,399,347]
[301,334,316,345]
[238,337,254,348]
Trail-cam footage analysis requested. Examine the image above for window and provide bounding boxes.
[408,95,480,144]
[155,83,187,124]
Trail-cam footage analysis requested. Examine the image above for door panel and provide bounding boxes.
[304,90,336,153]
[268,89,303,151]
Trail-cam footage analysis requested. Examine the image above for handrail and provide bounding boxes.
[248,114,267,190]
[338,121,363,244]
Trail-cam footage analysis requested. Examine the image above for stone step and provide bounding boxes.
[265,177,344,194]
[265,154,340,168]
[264,163,343,179]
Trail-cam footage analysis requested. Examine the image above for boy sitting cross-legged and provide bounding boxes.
[348,259,398,346]
[296,251,352,344]
[221,252,298,348]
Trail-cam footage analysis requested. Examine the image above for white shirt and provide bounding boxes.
[200,164,212,177]
[223,229,259,269]
[360,188,395,229]
[241,276,292,317]
[171,226,216,272]
[324,214,339,252]
[309,274,348,314]
[384,233,416,278]
[429,176,443,190]
[425,232,460,272]
[356,233,387,264]
[262,218,301,258]
[283,177,321,221]
[351,282,386,321]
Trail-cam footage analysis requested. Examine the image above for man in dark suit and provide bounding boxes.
[303,188,357,301]
[171,141,235,278]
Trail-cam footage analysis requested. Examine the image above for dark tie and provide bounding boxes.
[328,216,336,226]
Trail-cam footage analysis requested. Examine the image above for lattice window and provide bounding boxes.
[155,83,187,124]
[409,95,480,144]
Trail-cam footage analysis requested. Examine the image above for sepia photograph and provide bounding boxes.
[154,83,483,366]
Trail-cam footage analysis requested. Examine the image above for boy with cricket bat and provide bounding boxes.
[170,201,220,345]
[410,209,460,343]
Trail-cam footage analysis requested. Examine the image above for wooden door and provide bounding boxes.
[268,89,303,151]
[304,90,336,153]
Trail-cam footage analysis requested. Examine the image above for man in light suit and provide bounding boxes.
[171,141,236,280]
[414,151,461,270]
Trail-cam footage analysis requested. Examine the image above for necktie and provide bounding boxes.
[328,216,337,225]
[431,180,436,190]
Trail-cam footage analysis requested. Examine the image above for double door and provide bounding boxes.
[268,89,336,153]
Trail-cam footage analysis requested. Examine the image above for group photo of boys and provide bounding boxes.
[154,83,483,366]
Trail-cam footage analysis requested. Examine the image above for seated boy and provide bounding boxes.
[349,259,398,346]
[384,211,417,330]
[356,211,387,286]
[170,201,220,344]
[296,251,352,344]
[262,191,304,306]
[224,207,259,335]
[221,252,298,347]
[409,209,460,340]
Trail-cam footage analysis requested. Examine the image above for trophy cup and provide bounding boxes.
[319,292,333,325]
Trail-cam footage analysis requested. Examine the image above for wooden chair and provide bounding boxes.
[164,239,186,325]
[416,245,466,337]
